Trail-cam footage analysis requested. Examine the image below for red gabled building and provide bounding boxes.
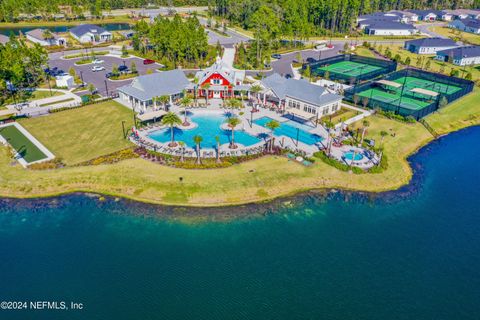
[194,57,246,99]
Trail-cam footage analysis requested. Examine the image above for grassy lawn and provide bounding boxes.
[0,92,477,206]
[429,26,480,45]
[19,101,134,165]
[0,125,47,163]
[425,88,480,135]
[328,108,361,124]
[359,44,480,80]
[352,46,376,58]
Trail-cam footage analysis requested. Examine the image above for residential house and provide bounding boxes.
[193,57,246,99]
[445,9,480,20]
[404,37,458,54]
[436,46,480,65]
[25,28,67,46]
[448,18,480,34]
[388,10,419,23]
[364,22,417,36]
[117,69,190,112]
[406,10,452,21]
[258,74,343,120]
[69,24,112,43]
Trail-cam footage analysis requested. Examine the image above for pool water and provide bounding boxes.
[148,112,262,149]
[344,151,364,161]
[254,117,323,146]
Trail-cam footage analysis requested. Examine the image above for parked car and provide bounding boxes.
[92,66,105,72]
[92,59,104,64]
[271,54,281,59]
[105,72,115,78]
[285,74,292,79]
[306,57,316,63]
[143,59,155,65]
[118,65,129,73]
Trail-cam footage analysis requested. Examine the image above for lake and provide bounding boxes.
[0,126,479,320]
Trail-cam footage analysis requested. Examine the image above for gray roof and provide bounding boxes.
[405,37,457,47]
[261,74,342,107]
[70,24,109,37]
[462,18,480,28]
[436,45,480,59]
[367,22,416,30]
[117,70,190,101]
[26,28,60,40]
[407,10,445,16]
[358,13,399,21]
[0,34,9,45]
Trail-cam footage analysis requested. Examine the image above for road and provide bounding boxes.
[49,53,159,97]
[415,22,448,38]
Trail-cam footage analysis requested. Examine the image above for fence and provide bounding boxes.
[344,68,474,120]
[303,54,397,83]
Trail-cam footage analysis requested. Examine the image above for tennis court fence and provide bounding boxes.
[344,68,474,120]
[304,54,397,83]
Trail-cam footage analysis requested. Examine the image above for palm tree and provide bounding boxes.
[360,120,370,145]
[226,116,241,149]
[215,135,221,163]
[159,95,170,110]
[193,77,199,106]
[202,83,211,105]
[380,130,388,145]
[179,96,192,126]
[265,120,280,152]
[178,141,186,162]
[250,84,262,104]
[324,121,335,156]
[161,112,182,147]
[193,135,203,164]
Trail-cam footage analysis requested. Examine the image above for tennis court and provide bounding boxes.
[356,88,430,111]
[316,61,382,77]
[393,77,462,95]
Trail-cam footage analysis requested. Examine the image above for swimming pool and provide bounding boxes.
[343,151,364,161]
[253,117,323,146]
[148,112,262,148]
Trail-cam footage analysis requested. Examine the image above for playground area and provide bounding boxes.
[345,69,474,119]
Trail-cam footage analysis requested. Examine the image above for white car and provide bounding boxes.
[92,66,105,72]
[92,59,104,64]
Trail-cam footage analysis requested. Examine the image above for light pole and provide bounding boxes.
[296,127,300,146]
[80,71,84,87]
[104,80,109,96]
[250,109,253,128]
[121,120,126,139]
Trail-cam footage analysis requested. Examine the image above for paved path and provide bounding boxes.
[416,22,448,38]
[221,47,235,68]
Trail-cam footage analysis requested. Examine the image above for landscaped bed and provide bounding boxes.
[0,123,53,165]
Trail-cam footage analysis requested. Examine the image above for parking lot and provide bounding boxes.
[48,54,161,97]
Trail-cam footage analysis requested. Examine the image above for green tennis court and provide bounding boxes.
[356,88,430,111]
[393,76,462,95]
[317,61,382,77]
[0,125,48,163]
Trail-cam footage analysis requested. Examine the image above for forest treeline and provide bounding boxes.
[1,0,479,27]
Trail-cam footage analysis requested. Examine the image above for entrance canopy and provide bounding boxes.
[376,79,402,88]
[410,87,439,97]
[286,107,316,120]
[137,110,166,122]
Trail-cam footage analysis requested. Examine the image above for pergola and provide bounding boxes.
[137,110,167,122]
[410,87,439,97]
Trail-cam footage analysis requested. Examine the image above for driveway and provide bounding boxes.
[48,54,159,96]
[416,22,447,38]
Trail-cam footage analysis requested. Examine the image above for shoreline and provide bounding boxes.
[0,124,444,207]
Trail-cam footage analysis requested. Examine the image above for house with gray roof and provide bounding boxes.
[0,34,9,45]
[448,18,480,34]
[364,22,417,36]
[69,24,112,43]
[436,46,480,65]
[404,37,458,54]
[117,70,190,111]
[26,28,67,46]
[259,74,343,120]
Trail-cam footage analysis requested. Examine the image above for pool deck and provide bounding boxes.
[127,99,377,168]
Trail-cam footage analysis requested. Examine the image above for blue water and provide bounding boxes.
[344,151,364,161]
[0,126,479,320]
[148,112,262,149]
[254,116,323,145]
[0,23,131,36]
